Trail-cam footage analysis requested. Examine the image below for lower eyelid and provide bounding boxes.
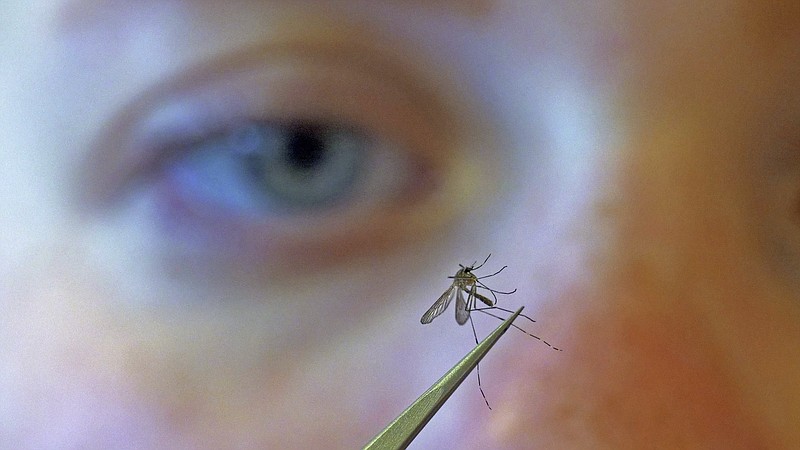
[148,148,480,277]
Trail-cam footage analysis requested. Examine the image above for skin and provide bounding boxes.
[2,1,799,448]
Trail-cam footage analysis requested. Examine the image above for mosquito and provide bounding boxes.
[420,254,561,409]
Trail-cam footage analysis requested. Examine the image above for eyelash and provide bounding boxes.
[85,43,477,273]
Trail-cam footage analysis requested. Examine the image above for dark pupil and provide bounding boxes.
[237,120,363,209]
[286,125,325,171]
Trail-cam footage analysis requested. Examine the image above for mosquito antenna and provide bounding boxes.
[471,307,562,351]
[467,313,492,410]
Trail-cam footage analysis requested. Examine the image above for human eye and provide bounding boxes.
[169,120,374,213]
[81,33,491,277]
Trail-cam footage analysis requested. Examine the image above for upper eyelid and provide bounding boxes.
[78,32,460,206]
[76,23,504,249]
[70,21,505,273]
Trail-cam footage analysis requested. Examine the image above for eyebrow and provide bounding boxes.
[408,0,495,18]
[57,0,495,32]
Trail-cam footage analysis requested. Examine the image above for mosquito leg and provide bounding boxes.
[477,264,507,279]
[477,280,517,295]
[472,254,492,271]
[472,305,536,323]
[475,282,501,305]
[468,308,480,345]
[468,313,492,410]
[468,285,478,310]
[489,289,499,305]
[472,308,562,351]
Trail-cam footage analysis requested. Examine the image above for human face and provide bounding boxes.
[2,1,799,448]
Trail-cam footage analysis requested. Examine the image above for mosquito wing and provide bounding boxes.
[421,285,458,324]
[455,287,470,325]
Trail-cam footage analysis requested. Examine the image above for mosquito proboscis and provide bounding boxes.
[420,254,561,409]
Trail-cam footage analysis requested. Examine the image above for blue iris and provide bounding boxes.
[169,121,367,213]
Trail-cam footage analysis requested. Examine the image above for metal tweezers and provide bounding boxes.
[363,306,524,450]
